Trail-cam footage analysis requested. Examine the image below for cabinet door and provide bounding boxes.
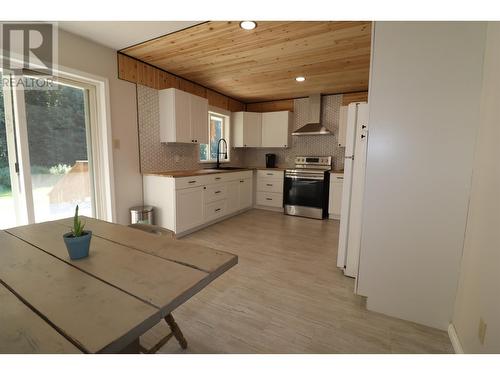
[261,111,291,148]
[238,178,253,209]
[226,180,239,214]
[232,112,244,147]
[337,105,348,147]
[175,186,204,232]
[328,176,344,219]
[243,112,262,147]
[190,94,209,144]
[173,89,192,143]
[332,182,343,217]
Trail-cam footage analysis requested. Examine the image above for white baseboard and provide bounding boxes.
[253,205,283,213]
[448,323,464,354]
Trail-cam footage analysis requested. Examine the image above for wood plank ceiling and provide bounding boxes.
[121,21,371,103]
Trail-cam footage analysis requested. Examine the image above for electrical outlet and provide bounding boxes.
[478,318,487,345]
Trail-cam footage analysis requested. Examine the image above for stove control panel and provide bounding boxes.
[294,156,332,167]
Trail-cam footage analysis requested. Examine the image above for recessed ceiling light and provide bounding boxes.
[295,76,306,82]
[240,21,257,30]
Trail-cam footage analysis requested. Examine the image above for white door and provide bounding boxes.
[226,180,239,214]
[190,94,208,144]
[175,186,204,232]
[261,111,290,148]
[174,89,192,143]
[239,178,253,209]
[243,112,262,147]
[1,74,102,227]
[345,103,369,278]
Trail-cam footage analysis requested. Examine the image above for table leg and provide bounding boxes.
[164,313,188,349]
[120,338,141,354]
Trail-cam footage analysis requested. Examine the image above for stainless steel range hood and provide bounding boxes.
[292,94,331,136]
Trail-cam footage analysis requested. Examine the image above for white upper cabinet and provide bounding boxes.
[261,111,292,148]
[159,88,208,144]
[190,93,209,144]
[233,110,292,148]
[232,111,262,147]
[337,105,348,147]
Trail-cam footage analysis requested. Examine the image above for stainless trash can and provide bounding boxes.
[130,205,154,225]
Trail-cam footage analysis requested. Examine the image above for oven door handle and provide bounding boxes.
[285,175,325,181]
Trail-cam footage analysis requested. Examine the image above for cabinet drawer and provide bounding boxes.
[257,178,283,193]
[204,184,227,203]
[257,169,284,180]
[226,170,253,181]
[204,200,227,221]
[205,173,228,184]
[175,175,208,189]
[330,173,344,182]
[256,192,283,208]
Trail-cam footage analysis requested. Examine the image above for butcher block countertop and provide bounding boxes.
[144,168,250,178]
[144,167,286,178]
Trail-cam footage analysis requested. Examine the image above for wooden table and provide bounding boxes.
[0,217,237,354]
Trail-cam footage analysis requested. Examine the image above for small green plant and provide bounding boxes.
[72,205,86,237]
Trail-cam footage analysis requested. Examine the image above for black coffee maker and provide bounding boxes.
[265,153,276,168]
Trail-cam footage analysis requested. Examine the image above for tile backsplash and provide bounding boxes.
[137,84,346,172]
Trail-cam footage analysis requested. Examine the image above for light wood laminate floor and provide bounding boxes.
[142,209,453,353]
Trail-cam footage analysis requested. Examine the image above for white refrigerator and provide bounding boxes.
[337,102,369,280]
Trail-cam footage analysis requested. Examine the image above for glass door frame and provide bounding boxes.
[2,68,115,225]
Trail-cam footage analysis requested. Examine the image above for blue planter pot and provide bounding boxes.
[63,231,92,260]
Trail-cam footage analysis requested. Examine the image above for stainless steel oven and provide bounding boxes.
[284,156,331,219]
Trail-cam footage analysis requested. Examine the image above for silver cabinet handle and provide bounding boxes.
[336,177,344,180]
[215,190,221,194]
[266,198,272,201]
[188,180,196,184]
[266,184,273,186]
[215,177,221,180]
[215,208,221,212]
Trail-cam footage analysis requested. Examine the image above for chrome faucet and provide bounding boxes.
[216,138,228,169]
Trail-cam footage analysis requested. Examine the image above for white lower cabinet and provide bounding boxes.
[175,186,205,232]
[204,183,227,203]
[204,200,227,222]
[256,192,283,208]
[329,173,344,219]
[239,178,253,209]
[226,180,240,214]
[144,170,253,236]
[255,169,284,211]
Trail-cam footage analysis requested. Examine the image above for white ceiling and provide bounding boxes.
[58,21,203,51]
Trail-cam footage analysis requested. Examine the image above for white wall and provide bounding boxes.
[357,22,486,330]
[452,22,500,353]
[58,30,142,224]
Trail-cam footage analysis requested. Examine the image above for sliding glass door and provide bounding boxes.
[0,73,96,229]
[24,77,94,222]
[0,75,19,229]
